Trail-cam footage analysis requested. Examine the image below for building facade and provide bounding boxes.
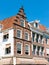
[0,7,49,65]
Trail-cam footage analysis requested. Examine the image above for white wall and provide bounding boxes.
[0,29,14,57]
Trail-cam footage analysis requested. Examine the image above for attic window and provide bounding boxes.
[34,22,39,28]
[20,19,25,27]
[36,23,38,28]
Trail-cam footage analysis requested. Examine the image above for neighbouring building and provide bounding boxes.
[0,7,49,65]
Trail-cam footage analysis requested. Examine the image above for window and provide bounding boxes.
[41,47,44,55]
[17,30,22,38]
[37,46,40,55]
[46,38,47,44]
[36,34,39,43]
[0,24,2,31]
[41,36,43,43]
[5,46,11,54]
[3,34,9,41]
[20,19,25,27]
[33,45,36,55]
[25,32,29,40]
[17,43,21,54]
[35,23,38,28]
[34,22,39,28]
[25,45,29,55]
[32,33,35,42]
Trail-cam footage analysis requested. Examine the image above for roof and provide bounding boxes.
[30,21,46,31]
[39,24,46,31]
[0,15,47,32]
[0,16,16,30]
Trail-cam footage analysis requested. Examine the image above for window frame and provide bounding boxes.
[25,32,29,41]
[16,42,22,55]
[5,46,11,54]
[16,29,22,38]
[20,19,25,27]
[32,32,35,42]
[3,34,9,41]
[34,22,39,28]
[25,44,30,55]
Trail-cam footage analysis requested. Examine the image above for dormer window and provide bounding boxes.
[20,19,25,27]
[34,22,39,28]
[35,23,38,28]
[34,20,40,28]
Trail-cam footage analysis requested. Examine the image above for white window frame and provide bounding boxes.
[34,23,39,28]
[16,29,22,38]
[25,32,29,41]
[25,44,30,55]
[5,46,11,54]
[3,33,9,41]
[17,42,23,55]
[20,19,25,27]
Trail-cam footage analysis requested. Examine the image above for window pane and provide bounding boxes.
[17,30,21,38]
[9,47,11,53]
[20,20,24,27]
[7,34,9,38]
[25,45,29,55]
[32,33,35,42]
[17,43,21,54]
[3,34,9,41]
[36,23,38,28]
[25,33,28,40]
[3,35,6,39]
[33,45,36,55]
[36,34,39,42]
[5,46,11,54]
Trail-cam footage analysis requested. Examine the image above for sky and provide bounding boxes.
[0,0,49,28]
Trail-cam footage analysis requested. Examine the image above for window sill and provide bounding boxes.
[3,53,11,57]
[16,37,22,39]
[5,53,11,55]
[16,53,22,55]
